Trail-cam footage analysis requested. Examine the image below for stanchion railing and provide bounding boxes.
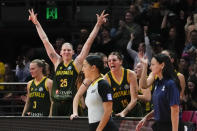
[0,82,27,116]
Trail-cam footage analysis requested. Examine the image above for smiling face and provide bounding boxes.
[125,12,134,23]
[30,62,42,78]
[108,54,122,72]
[60,43,74,61]
[134,63,143,78]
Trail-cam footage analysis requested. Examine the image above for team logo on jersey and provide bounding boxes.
[113,88,116,92]
[31,88,34,91]
[155,85,157,91]
[162,86,165,91]
[107,93,112,100]
[67,66,72,70]
[39,87,43,92]
[124,84,130,89]
[60,66,63,70]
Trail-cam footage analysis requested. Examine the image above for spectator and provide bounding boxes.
[114,10,142,68]
[184,11,197,43]
[4,63,18,82]
[179,53,190,80]
[55,38,65,55]
[95,27,117,56]
[127,32,152,68]
[134,62,151,116]
[185,75,197,110]
[115,10,142,50]
[182,30,197,64]
[15,56,31,82]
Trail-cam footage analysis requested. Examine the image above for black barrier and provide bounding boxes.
[0,116,154,131]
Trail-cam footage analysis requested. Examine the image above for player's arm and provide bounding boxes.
[177,73,185,100]
[139,57,154,89]
[96,81,113,131]
[70,79,91,120]
[22,81,31,116]
[138,88,151,102]
[74,11,109,71]
[28,9,61,67]
[122,70,138,116]
[116,70,138,117]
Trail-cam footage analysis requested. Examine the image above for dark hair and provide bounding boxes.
[101,26,110,33]
[31,59,47,75]
[153,53,181,91]
[76,71,85,90]
[163,50,179,70]
[94,52,107,60]
[86,55,104,73]
[109,52,124,61]
[187,75,197,98]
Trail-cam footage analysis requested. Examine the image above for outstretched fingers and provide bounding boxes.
[96,10,109,25]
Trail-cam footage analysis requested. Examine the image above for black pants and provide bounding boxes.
[89,119,118,131]
[152,120,184,131]
[52,100,72,116]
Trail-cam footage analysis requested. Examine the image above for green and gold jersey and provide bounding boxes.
[28,77,51,116]
[106,68,130,115]
[52,61,79,101]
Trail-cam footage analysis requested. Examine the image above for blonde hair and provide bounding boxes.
[31,59,47,75]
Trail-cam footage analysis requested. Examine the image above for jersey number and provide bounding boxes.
[33,101,37,109]
[60,79,67,87]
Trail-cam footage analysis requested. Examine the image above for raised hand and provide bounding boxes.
[186,16,192,25]
[96,10,109,26]
[139,55,148,66]
[130,33,135,41]
[28,9,38,25]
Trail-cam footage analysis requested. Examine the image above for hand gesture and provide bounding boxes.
[96,10,109,26]
[139,55,148,66]
[144,26,148,36]
[28,9,38,25]
[136,118,146,131]
[70,113,79,120]
[115,112,126,117]
[130,33,135,41]
[186,16,192,25]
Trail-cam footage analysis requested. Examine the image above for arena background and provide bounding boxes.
[0,0,128,68]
